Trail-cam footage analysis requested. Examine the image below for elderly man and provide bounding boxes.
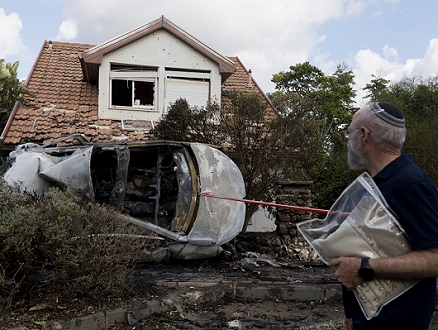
[329,102,438,329]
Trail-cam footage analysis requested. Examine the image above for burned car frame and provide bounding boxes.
[0,134,246,259]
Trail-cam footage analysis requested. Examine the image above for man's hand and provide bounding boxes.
[328,256,363,290]
[343,318,353,330]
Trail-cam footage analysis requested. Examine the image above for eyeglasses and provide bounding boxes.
[345,126,371,139]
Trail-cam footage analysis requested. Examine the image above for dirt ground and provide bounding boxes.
[2,257,438,329]
[130,259,438,330]
[135,296,345,330]
[130,258,344,329]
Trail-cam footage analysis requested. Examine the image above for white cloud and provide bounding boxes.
[57,0,366,93]
[0,8,26,58]
[8,0,437,105]
[410,38,438,78]
[55,19,78,41]
[352,49,401,104]
[382,46,398,61]
[351,38,438,105]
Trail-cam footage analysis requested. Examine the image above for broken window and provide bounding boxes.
[111,80,155,107]
[110,64,157,109]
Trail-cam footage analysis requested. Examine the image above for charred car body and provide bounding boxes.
[0,134,246,259]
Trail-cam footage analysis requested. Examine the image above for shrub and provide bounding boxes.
[0,178,155,312]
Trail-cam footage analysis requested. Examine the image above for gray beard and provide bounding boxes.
[348,141,365,170]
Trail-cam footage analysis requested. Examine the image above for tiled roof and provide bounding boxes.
[1,41,276,147]
[223,56,277,120]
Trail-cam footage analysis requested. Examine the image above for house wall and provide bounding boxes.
[98,29,222,121]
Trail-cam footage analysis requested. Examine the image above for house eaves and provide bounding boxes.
[79,16,237,84]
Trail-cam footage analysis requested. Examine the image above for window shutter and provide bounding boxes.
[165,78,210,111]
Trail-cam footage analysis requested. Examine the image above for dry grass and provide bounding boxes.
[0,179,157,313]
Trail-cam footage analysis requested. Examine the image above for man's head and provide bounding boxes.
[347,102,406,171]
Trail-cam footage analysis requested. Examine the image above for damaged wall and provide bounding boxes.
[236,181,318,261]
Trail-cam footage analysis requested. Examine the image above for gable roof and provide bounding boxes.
[1,25,276,149]
[80,16,236,84]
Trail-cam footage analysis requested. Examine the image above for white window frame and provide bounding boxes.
[110,68,158,111]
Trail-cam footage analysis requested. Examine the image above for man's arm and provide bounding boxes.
[328,247,438,290]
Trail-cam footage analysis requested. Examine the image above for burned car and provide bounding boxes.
[0,134,246,259]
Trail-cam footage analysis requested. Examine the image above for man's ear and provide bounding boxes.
[360,126,370,143]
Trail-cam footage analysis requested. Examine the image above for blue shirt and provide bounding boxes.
[343,154,438,330]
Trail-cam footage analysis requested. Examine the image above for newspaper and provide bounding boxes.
[297,172,418,319]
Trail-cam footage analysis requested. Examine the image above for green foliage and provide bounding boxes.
[0,178,153,312]
[156,92,304,230]
[270,62,358,209]
[0,59,33,132]
[362,74,390,101]
[154,98,221,145]
[154,98,192,141]
[271,62,357,127]
[220,92,299,216]
[157,61,359,214]
[157,64,438,216]
[304,140,361,210]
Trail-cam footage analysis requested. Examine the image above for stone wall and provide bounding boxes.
[236,181,319,261]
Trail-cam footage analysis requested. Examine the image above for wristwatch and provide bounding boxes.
[358,257,375,281]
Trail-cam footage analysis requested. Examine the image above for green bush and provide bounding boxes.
[0,178,154,312]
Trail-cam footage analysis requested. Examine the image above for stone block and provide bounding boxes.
[106,307,126,328]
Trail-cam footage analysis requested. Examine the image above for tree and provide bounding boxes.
[0,59,32,133]
[362,74,390,101]
[270,62,356,158]
[271,62,356,123]
[153,98,222,145]
[270,62,359,209]
[155,92,304,231]
[157,62,360,217]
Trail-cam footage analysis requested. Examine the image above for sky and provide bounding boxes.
[1,0,438,105]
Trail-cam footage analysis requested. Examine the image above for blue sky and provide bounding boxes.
[1,0,438,104]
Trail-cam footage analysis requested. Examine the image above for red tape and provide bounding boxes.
[200,191,329,215]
